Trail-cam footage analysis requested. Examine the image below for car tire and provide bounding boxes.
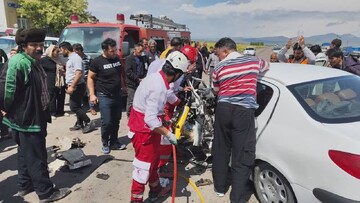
[254,162,297,203]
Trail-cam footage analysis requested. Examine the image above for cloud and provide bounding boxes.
[326,21,347,27]
[228,0,252,4]
[86,0,360,38]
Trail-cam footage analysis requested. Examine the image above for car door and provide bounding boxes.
[255,80,280,140]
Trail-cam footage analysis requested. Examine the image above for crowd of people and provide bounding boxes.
[1,27,359,203]
[269,36,360,77]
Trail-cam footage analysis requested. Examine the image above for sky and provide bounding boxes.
[87,0,360,39]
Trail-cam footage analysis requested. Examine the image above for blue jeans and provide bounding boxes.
[98,93,122,146]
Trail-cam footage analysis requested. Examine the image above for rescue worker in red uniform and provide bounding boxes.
[128,51,190,203]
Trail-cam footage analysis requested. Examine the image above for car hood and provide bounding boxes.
[322,121,360,142]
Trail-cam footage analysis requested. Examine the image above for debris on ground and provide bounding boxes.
[96,173,110,180]
[57,148,92,170]
[195,178,213,187]
[48,159,67,174]
[57,137,87,151]
[71,137,86,148]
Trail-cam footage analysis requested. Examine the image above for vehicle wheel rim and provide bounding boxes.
[258,169,287,203]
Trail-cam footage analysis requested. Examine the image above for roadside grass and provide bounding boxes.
[199,41,264,52]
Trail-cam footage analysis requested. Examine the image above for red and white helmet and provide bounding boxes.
[166,51,189,73]
[180,45,197,63]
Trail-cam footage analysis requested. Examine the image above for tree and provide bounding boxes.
[17,0,91,36]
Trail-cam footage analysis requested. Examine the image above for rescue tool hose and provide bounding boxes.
[171,145,177,203]
[178,173,205,203]
[171,145,205,203]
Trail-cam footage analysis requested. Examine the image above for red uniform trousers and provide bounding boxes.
[131,131,162,202]
[158,102,176,168]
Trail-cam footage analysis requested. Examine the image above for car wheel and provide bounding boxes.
[254,162,297,203]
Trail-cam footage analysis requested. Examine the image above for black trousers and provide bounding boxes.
[69,83,90,125]
[212,102,256,203]
[48,86,66,116]
[0,114,8,136]
[126,87,136,117]
[13,128,55,199]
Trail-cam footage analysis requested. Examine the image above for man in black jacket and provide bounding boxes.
[125,43,147,117]
[0,28,70,202]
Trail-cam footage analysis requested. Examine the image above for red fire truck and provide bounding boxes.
[58,13,191,109]
[58,13,191,60]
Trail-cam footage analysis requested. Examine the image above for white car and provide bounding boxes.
[272,46,281,54]
[254,63,360,202]
[243,47,256,56]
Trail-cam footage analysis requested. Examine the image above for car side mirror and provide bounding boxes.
[122,42,130,57]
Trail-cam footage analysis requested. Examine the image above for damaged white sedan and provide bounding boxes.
[254,63,360,203]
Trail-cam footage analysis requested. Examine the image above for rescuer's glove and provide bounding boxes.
[165,132,178,145]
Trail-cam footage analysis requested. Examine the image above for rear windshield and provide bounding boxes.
[289,75,360,123]
[59,27,120,54]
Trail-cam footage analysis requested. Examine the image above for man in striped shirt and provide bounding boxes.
[211,37,269,203]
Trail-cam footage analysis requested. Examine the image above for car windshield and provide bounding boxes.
[289,75,360,123]
[59,27,120,54]
[273,47,281,50]
[246,47,254,50]
[0,38,16,54]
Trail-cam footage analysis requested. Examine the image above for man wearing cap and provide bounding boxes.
[278,35,316,64]
[0,28,70,202]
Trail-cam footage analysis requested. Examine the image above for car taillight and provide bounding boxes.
[328,150,360,179]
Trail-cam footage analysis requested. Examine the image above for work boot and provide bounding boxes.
[82,120,95,134]
[69,121,83,131]
[39,188,71,203]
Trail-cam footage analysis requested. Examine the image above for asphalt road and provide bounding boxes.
[255,46,274,61]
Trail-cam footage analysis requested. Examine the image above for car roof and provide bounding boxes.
[0,36,15,40]
[0,36,58,41]
[45,36,59,41]
[262,63,352,86]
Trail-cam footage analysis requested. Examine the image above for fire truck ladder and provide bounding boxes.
[129,14,188,31]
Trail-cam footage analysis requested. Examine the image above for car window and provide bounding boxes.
[256,83,274,117]
[246,47,255,50]
[0,38,16,54]
[59,27,120,54]
[289,75,360,123]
